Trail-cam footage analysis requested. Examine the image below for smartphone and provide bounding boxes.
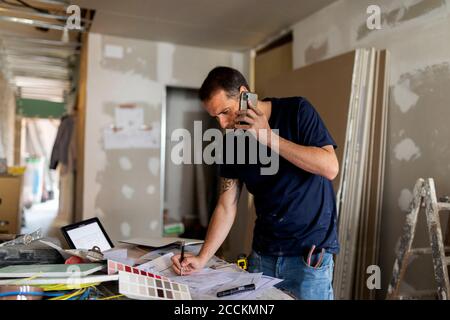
[238,92,258,125]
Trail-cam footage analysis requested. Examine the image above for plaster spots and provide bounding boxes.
[120,222,131,238]
[394,138,421,161]
[121,184,135,199]
[357,0,446,40]
[119,156,132,170]
[103,44,124,59]
[395,0,446,24]
[305,39,329,65]
[146,185,156,195]
[149,220,159,231]
[393,79,419,113]
[148,157,159,176]
[100,36,157,80]
[398,189,413,212]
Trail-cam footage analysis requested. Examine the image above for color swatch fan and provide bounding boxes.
[118,271,191,300]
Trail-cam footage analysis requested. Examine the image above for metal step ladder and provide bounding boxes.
[387,178,450,300]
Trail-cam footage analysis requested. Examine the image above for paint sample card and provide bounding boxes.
[118,271,191,300]
[107,260,167,281]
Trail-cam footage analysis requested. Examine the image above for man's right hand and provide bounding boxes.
[171,253,207,276]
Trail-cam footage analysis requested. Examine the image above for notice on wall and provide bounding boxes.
[103,104,160,150]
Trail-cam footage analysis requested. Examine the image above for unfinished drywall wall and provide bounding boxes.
[84,33,248,243]
[0,73,16,165]
[291,0,450,298]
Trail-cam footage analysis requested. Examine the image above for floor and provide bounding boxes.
[21,197,59,236]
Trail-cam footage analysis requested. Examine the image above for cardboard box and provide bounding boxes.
[0,175,23,234]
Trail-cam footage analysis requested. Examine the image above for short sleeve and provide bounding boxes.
[219,132,240,179]
[298,99,337,149]
[219,163,239,179]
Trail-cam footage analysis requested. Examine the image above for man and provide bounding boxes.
[171,66,339,300]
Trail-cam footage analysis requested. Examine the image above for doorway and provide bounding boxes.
[163,87,220,240]
[21,117,60,237]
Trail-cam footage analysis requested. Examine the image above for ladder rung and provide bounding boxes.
[398,290,438,300]
[410,247,450,255]
[446,257,450,265]
[438,202,450,211]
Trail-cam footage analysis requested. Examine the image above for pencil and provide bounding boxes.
[180,241,185,276]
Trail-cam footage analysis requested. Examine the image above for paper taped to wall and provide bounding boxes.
[103,125,160,150]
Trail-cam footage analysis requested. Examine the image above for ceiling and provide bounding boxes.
[0,0,335,104]
[72,0,336,51]
[0,0,92,104]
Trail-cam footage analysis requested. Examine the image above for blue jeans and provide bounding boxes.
[247,250,335,300]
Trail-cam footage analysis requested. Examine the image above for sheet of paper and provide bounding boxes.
[232,275,284,300]
[208,272,263,299]
[136,252,177,277]
[103,248,136,266]
[174,270,238,299]
[120,237,203,248]
[103,127,159,150]
[115,106,144,130]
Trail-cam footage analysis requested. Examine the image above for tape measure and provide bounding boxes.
[236,254,248,271]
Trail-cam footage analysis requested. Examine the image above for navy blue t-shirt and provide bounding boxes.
[219,97,340,256]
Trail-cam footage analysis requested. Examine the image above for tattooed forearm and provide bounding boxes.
[220,178,242,204]
[220,178,235,194]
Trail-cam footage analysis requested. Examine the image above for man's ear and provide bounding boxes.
[239,86,248,94]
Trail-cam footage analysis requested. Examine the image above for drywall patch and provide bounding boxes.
[100,36,157,80]
[398,189,413,212]
[119,156,132,170]
[120,222,131,238]
[394,138,421,161]
[305,39,329,65]
[148,157,159,176]
[393,79,419,113]
[395,0,446,24]
[104,44,124,59]
[146,185,156,195]
[356,0,446,40]
[121,184,135,199]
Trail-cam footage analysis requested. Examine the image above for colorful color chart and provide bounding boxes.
[118,271,191,300]
[107,260,167,280]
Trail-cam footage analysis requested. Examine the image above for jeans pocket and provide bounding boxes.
[300,252,333,272]
[298,253,334,300]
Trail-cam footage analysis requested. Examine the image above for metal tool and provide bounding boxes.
[66,246,104,262]
[0,228,43,247]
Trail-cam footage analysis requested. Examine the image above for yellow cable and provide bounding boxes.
[3,273,43,285]
[49,288,85,300]
[98,294,124,300]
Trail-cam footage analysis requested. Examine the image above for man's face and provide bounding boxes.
[203,88,245,129]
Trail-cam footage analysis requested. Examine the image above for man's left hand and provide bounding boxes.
[235,100,273,145]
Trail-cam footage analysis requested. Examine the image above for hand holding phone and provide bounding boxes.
[238,92,258,125]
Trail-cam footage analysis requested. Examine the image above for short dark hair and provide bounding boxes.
[199,66,249,102]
